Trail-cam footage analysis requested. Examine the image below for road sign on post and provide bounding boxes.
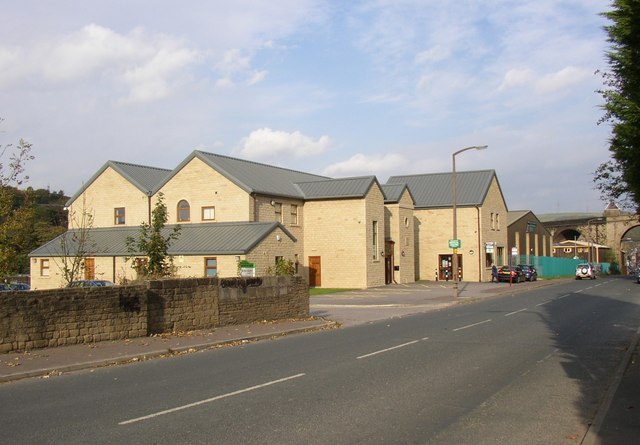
[449,239,461,249]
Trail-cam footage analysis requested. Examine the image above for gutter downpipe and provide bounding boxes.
[147,192,153,224]
[476,205,482,282]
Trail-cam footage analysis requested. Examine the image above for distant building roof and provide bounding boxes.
[295,176,378,200]
[386,170,499,209]
[66,161,172,206]
[30,222,296,257]
[508,210,531,225]
[537,212,603,223]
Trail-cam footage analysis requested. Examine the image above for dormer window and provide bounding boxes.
[177,200,190,222]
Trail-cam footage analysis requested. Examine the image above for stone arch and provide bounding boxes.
[556,228,581,243]
[619,225,640,273]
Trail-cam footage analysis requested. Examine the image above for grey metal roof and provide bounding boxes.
[537,212,603,223]
[155,151,330,199]
[29,222,296,257]
[380,183,415,204]
[295,176,377,200]
[66,161,172,206]
[386,170,498,209]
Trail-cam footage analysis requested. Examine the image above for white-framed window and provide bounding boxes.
[114,207,125,225]
[202,206,215,221]
[291,204,298,225]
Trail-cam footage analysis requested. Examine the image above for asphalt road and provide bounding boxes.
[1,278,638,444]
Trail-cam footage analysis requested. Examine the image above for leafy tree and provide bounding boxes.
[126,193,181,278]
[0,131,35,278]
[595,0,640,213]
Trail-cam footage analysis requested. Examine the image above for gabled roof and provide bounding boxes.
[66,161,172,206]
[295,176,379,200]
[29,222,296,257]
[508,210,533,225]
[380,183,415,204]
[386,170,500,209]
[155,150,329,199]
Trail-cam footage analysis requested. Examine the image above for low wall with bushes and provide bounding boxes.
[0,276,309,353]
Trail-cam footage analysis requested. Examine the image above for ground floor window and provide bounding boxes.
[205,257,217,277]
[485,252,494,268]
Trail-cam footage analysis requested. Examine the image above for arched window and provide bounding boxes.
[177,200,190,222]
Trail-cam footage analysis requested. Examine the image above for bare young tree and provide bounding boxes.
[55,193,96,285]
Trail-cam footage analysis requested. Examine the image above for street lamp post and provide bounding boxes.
[587,218,604,265]
[452,145,488,298]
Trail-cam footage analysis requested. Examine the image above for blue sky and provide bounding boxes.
[0,0,612,214]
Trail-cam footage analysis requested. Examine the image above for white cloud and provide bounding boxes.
[41,24,139,82]
[238,128,330,159]
[415,44,451,64]
[216,48,251,76]
[247,70,268,86]
[535,66,591,94]
[497,65,591,96]
[322,153,408,177]
[0,47,23,87]
[498,68,535,91]
[0,24,199,103]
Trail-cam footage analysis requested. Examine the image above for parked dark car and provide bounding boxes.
[0,283,12,292]
[497,266,524,283]
[9,282,30,291]
[517,264,538,281]
[67,280,114,288]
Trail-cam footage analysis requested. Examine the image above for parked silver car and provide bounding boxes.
[575,263,596,280]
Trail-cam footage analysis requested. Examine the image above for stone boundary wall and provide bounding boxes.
[0,276,309,353]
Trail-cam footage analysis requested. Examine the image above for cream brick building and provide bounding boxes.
[387,170,509,283]
[30,151,510,289]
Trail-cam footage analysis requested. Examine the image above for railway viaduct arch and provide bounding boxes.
[539,204,640,273]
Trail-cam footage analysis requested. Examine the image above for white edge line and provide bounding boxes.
[119,373,306,425]
[536,300,551,307]
[452,319,492,332]
[557,294,572,299]
[357,340,420,359]
[505,308,527,317]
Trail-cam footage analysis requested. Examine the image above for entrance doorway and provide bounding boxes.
[84,258,95,280]
[308,256,321,287]
[438,254,462,281]
[385,240,395,284]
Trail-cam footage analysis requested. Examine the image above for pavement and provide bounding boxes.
[1,278,638,444]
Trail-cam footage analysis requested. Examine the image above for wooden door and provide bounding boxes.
[308,256,321,287]
[84,258,95,280]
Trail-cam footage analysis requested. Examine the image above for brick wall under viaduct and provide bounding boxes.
[0,276,309,353]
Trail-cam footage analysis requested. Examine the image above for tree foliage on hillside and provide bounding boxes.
[0,120,68,277]
[0,133,35,277]
[595,0,640,213]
